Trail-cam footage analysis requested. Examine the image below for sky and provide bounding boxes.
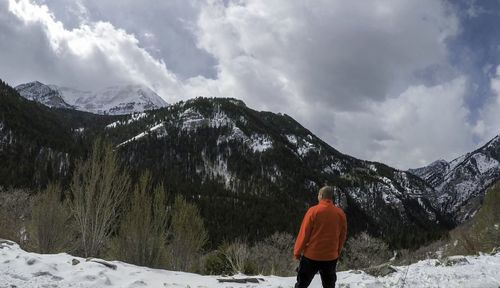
[1,0,500,169]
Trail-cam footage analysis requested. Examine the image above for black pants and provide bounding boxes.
[295,256,338,288]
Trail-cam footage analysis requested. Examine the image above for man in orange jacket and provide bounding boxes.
[293,186,347,288]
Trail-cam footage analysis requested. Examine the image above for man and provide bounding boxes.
[293,186,347,288]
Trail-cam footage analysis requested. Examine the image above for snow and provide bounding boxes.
[1,240,500,288]
[106,112,148,129]
[285,134,315,156]
[473,153,499,174]
[16,81,168,115]
[56,84,168,115]
[249,134,273,152]
[117,123,166,147]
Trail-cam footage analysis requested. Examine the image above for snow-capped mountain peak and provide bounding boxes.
[15,81,168,115]
[409,133,500,223]
[15,81,73,109]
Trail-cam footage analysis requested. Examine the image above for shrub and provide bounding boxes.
[68,138,131,257]
[0,188,30,245]
[339,232,391,270]
[29,183,72,253]
[203,249,233,275]
[167,195,208,272]
[249,232,295,276]
[110,172,169,268]
[222,239,251,274]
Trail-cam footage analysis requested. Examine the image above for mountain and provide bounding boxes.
[15,81,168,115]
[106,97,448,247]
[15,81,73,109]
[1,79,447,248]
[0,79,120,187]
[409,135,500,224]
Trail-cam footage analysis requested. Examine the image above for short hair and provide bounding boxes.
[319,186,334,200]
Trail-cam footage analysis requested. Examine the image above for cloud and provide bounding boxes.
[2,0,486,169]
[331,77,475,169]
[32,0,217,79]
[473,67,500,143]
[2,0,184,98]
[193,0,458,111]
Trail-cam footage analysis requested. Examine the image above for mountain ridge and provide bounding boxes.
[15,81,168,115]
[408,134,500,224]
[1,79,449,247]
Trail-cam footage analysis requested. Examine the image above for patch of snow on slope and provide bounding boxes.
[249,134,273,152]
[285,134,315,156]
[180,108,206,130]
[447,154,467,172]
[117,123,166,147]
[106,112,147,129]
[201,152,233,189]
[2,240,500,288]
[210,110,233,128]
[473,153,499,174]
[286,134,298,145]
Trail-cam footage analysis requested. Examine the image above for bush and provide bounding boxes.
[68,139,131,257]
[249,232,295,276]
[203,249,233,275]
[29,183,72,253]
[110,172,169,268]
[339,232,391,270]
[167,195,208,272]
[221,239,251,274]
[0,188,30,245]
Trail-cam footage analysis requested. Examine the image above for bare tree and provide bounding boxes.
[68,139,130,257]
[29,183,72,253]
[168,195,208,272]
[111,172,169,267]
[0,188,30,245]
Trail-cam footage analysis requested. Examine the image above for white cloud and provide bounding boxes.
[473,67,500,143]
[332,77,475,169]
[193,0,458,111]
[3,0,488,170]
[3,0,184,98]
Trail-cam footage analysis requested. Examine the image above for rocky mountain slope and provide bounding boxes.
[15,81,168,115]
[409,136,500,224]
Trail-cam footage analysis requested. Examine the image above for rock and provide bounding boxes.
[33,271,53,277]
[72,258,80,266]
[87,258,117,270]
[363,263,398,277]
[0,239,16,249]
[443,256,470,266]
[217,277,265,283]
[26,258,37,265]
[0,239,15,245]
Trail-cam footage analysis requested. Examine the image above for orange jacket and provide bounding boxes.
[294,199,347,261]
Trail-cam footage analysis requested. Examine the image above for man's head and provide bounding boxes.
[318,186,334,202]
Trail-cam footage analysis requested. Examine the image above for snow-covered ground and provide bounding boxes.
[1,240,499,288]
